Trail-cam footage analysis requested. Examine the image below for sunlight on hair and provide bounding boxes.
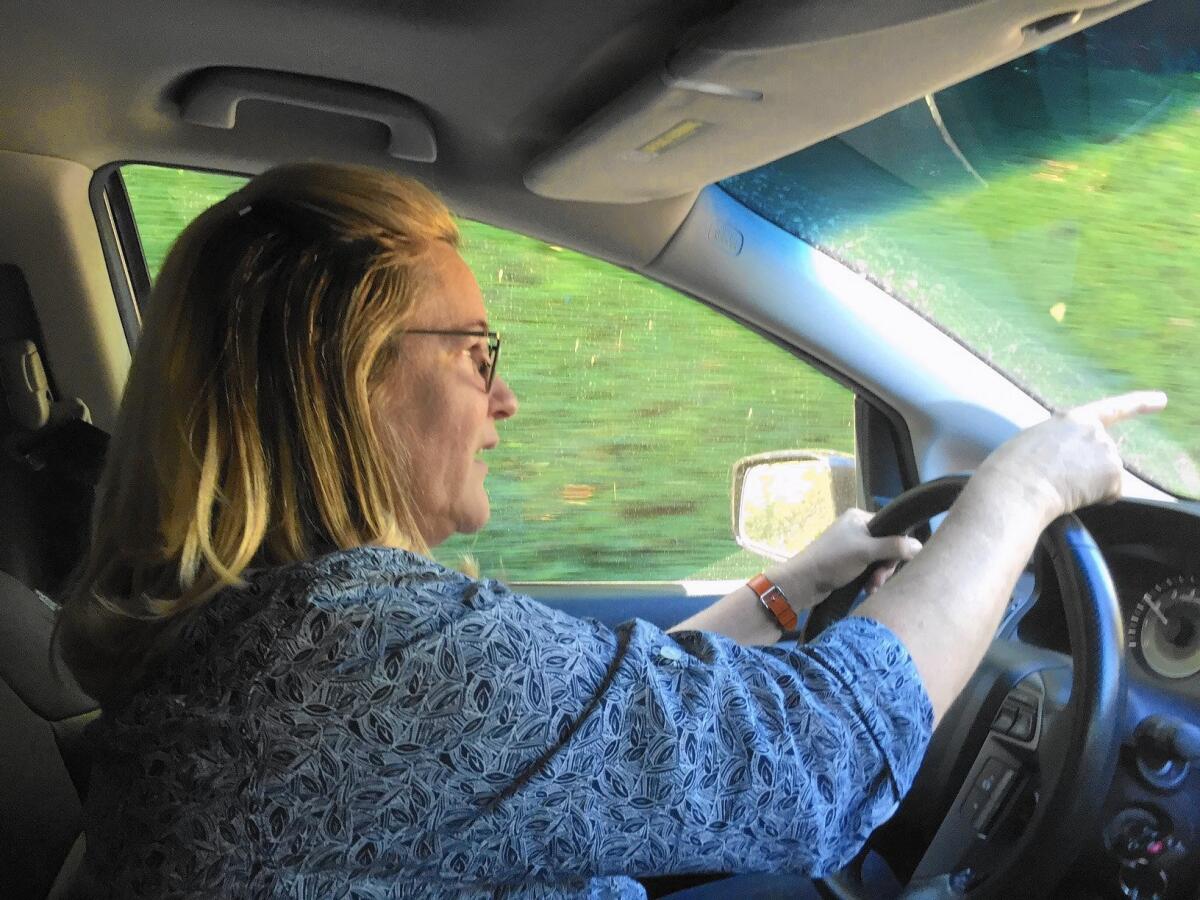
[58,163,460,703]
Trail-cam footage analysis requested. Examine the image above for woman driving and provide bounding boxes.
[58,162,1164,898]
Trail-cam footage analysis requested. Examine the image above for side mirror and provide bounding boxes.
[731,450,857,561]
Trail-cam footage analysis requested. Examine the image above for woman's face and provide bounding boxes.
[381,241,518,548]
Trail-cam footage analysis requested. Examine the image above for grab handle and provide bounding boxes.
[179,67,437,162]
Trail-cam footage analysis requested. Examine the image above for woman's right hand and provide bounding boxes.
[974,391,1168,521]
[855,390,1167,722]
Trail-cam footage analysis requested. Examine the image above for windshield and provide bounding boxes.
[722,0,1200,499]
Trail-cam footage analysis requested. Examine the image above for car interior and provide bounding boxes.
[1,0,1198,897]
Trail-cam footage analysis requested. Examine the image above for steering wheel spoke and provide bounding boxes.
[909,665,1068,891]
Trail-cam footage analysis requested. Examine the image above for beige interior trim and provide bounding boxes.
[526,0,1151,202]
[0,151,128,430]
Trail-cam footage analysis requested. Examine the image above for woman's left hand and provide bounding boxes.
[766,508,923,610]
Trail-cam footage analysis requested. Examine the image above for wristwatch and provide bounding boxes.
[747,573,798,632]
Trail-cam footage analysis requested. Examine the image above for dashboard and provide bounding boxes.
[1021,498,1200,696]
[1011,497,1200,898]
[1116,561,1200,695]
[884,497,1200,897]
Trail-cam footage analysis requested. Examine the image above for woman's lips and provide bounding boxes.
[476,440,497,472]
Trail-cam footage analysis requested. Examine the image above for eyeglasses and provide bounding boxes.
[404,329,501,392]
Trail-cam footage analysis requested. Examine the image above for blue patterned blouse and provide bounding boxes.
[80,547,932,898]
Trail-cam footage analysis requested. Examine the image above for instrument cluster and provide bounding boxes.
[1126,574,1200,682]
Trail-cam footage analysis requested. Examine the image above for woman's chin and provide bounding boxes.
[456,496,491,536]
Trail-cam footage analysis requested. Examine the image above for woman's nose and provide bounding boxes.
[489,374,518,420]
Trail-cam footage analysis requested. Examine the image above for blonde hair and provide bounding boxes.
[58,162,459,703]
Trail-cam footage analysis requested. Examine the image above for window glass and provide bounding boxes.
[122,165,855,582]
[122,165,247,279]
[721,0,1200,499]
[441,224,854,582]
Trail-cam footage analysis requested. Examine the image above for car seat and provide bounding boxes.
[0,572,98,899]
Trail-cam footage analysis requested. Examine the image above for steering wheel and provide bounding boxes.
[803,476,1125,899]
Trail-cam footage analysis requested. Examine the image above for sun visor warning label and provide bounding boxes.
[636,119,709,156]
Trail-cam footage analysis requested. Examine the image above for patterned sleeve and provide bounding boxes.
[363,574,934,887]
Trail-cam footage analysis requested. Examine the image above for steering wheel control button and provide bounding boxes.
[960,757,1018,833]
[992,706,1016,733]
[974,757,1008,796]
[991,690,1040,743]
[961,790,987,827]
[973,776,1016,832]
[1009,706,1036,741]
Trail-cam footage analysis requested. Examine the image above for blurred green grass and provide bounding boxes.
[845,74,1200,497]
[723,65,1200,499]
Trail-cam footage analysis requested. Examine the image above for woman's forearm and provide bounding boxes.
[852,467,1057,724]
[672,468,1054,696]
[668,510,919,646]
[675,394,1163,729]
[667,571,809,646]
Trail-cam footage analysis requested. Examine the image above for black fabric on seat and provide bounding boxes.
[0,569,98,899]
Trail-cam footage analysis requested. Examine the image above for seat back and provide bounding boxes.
[0,570,98,899]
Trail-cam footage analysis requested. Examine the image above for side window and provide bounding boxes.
[122,165,248,279]
[120,165,856,583]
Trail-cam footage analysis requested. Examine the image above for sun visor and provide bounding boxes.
[525,0,1149,203]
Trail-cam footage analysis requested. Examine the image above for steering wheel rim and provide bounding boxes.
[805,476,1126,899]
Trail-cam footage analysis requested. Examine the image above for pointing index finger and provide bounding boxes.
[1072,391,1168,427]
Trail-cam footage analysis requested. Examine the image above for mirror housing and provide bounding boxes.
[731,450,856,561]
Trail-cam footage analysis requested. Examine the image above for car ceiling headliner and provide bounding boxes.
[1,0,737,264]
[0,0,1150,266]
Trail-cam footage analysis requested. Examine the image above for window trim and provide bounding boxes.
[88,163,151,349]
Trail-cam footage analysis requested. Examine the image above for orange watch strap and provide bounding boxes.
[747,573,798,632]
